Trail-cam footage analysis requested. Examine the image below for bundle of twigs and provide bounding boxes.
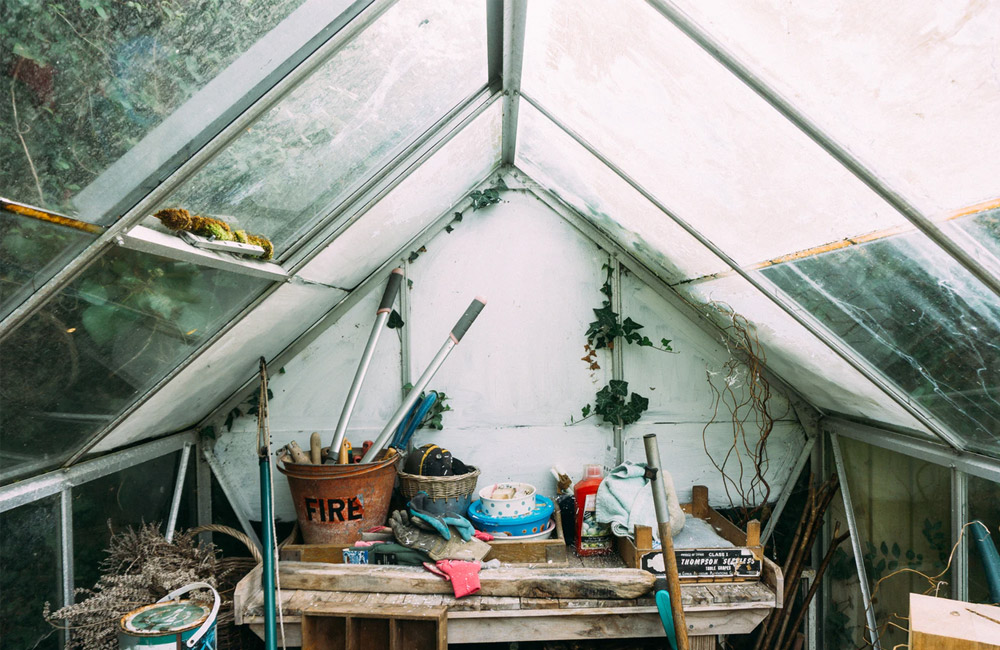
[753,474,849,650]
[44,523,247,650]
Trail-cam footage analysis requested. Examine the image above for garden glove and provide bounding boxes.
[408,492,475,541]
[389,510,491,562]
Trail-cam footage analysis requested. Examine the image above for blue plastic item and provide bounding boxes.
[467,495,555,536]
[971,520,1000,604]
[391,392,438,450]
[655,590,678,650]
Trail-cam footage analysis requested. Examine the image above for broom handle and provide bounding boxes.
[644,434,690,650]
[328,269,404,461]
[361,297,486,463]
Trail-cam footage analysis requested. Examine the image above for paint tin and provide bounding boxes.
[119,582,219,650]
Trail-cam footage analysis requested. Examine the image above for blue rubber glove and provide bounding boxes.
[408,492,475,542]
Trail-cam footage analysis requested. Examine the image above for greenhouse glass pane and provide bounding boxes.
[0,496,60,650]
[302,101,502,288]
[826,436,951,649]
[0,249,267,484]
[159,0,488,259]
[761,233,1000,455]
[952,208,1000,266]
[0,211,94,320]
[515,102,723,283]
[73,452,182,594]
[670,0,1000,218]
[522,0,908,268]
[686,275,937,436]
[968,474,1000,604]
[0,0,307,218]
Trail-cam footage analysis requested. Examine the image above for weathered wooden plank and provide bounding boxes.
[279,562,656,599]
[520,597,562,610]
[479,596,521,611]
[233,564,262,625]
[681,585,714,607]
[445,595,481,611]
[761,555,783,609]
[909,594,1000,650]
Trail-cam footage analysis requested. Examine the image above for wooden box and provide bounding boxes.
[616,485,765,584]
[302,603,446,650]
[281,507,568,567]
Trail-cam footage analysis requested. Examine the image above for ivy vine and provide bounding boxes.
[575,264,674,427]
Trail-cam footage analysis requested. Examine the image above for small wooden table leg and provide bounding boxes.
[690,635,716,650]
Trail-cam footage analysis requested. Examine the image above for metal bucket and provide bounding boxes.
[119,582,219,650]
[278,452,398,545]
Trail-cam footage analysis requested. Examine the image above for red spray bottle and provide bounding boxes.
[574,464,612,555]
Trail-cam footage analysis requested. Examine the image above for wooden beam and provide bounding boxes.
[279,562,656,600]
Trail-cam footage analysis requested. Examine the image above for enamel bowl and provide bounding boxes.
[478,482,536,518]
[467,495,554,536]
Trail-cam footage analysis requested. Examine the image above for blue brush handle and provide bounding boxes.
[656,590,678,650]
[392,400,422,448]
[397,392,438,450]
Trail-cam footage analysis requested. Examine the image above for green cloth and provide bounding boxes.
[370,542,430,566]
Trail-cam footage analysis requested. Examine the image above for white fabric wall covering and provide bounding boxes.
[92,282,346,453]
[300,102,502,289]
[214,287,402,521]
[671,0,1000,218]
[405,192,806,507]
[521,0,910,268]
[682,275,936,435]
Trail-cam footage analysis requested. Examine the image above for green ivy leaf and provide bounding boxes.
[609,379,629,396]
[387,309,405,329]
[661,338,673,351]
[582,404,591,418]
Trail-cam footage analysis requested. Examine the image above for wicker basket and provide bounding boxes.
[398,466,480,516]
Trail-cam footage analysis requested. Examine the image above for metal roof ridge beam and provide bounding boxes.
[520,93,966,451]
[0,0,393,341]
[500,0,529,165]
[645,0,1000,300]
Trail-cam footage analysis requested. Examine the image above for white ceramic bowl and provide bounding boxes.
[478,482,536,518]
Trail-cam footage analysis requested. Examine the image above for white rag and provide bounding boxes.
[595,461,685,540]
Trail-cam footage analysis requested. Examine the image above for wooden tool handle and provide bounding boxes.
[309,432,322,465]
[287,440,311,464]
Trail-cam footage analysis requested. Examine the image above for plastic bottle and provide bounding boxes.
[574,464,612,555]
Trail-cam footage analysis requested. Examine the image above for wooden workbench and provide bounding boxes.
[234,552,782,648]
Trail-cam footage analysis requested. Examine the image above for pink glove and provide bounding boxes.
[422,560,482,598]
[473,531,494,542]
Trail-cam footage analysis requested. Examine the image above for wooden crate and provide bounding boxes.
[281,508,568,567]
[616,485,765,584]
[302,603,446,650]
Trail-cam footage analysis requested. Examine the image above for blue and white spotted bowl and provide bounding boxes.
[478,482,536,518]
[467,495,555,536]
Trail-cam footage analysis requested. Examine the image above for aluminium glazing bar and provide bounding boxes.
[521,93,966,452]
[60,488,74,635]
[165,443,193,543]
[0,0,394,341]
[830,431,882,650]
[822,416,1000,483]
[951,469,969,601]
[63,90,500,467]
[486,0,504,90]
[645,0,1000,301]
[500,0,528,165]
[0,431,197,513]
[762,434,816,545]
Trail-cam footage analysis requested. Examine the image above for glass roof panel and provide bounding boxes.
[1,210,94,320]
[684,275,938,436]
[521,0,913,268]
[515,102,724,283]
[302,101,502,288]
[670,0,1000,218]
[0,248,267,484]
[761,232,1000,456]
[157,0,488,259]
[0,0,307,219]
